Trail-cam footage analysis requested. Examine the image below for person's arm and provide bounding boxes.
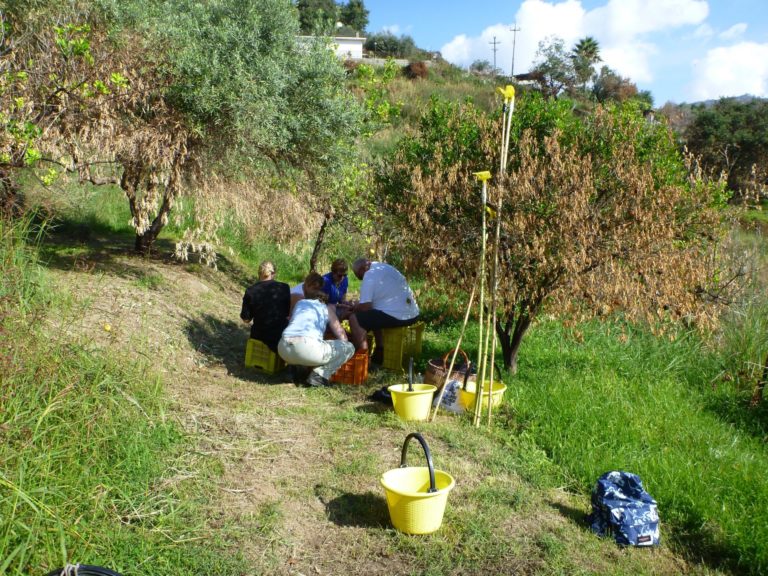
[289,292,303,314]
[240,294,253,324]
[353,301,373,313]
[326,304,348,341]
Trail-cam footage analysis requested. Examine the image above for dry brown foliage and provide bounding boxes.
[174,174,317,266]
[1,9,196,252]
[385,102,738,371]
[403,61,428,80]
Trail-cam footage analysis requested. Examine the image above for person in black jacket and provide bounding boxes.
[240,260,290,352]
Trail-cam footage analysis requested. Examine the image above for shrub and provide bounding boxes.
[403,61,428,80]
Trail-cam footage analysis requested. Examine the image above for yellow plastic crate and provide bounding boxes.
[245,339,286,374]
[380,322,424,371]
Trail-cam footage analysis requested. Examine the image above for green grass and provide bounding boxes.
[509,319,768,573]
[6,182,768,574]
[0,218,249,575]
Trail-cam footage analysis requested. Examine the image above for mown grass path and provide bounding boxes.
[41,248,725,576]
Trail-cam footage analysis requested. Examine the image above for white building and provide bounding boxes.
[332,35,365,60]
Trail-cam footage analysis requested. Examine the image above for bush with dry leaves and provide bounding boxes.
[378,93,739,372]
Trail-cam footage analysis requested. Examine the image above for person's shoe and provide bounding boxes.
[289,365,311,385]
[371,348,384,366]
[306,371,331,388]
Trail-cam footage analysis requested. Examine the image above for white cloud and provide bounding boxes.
[601,42,657,83]
[691,24,714,39]
[382,24,400,35]
[441,34,473,64]
[718,23,748,41]
[585,0,708,41]
[689,42,768,100]
[439,0,708,87]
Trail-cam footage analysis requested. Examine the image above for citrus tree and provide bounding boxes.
[379,92,734,372]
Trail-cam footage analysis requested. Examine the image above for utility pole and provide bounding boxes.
[489,36,501,75]
[509,24,520,77]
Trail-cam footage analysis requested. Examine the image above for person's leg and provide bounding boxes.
[348,314,369,350]
[314,340,355,380]
[278,337,326,366]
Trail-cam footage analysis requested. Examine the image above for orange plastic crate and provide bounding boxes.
[245,338,286,374]
[331,349,369,385]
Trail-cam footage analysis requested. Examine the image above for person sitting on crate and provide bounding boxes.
[240,260,290,353]
[348,258,420,365]
[278,272,355,387]
[322,258,353,320]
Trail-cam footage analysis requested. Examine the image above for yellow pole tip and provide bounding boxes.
[497,85,516,102]
[473,170,492,182]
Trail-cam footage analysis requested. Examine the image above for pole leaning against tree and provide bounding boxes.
[486,85,516,427]
[472,170,492,426]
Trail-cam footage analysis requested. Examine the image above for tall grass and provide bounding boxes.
[509,319,768,574]
[0,217,247,575]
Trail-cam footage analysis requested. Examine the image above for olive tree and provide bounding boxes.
[4,0,363,256]
[378,93,734,373]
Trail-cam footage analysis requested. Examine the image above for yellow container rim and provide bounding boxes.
[388,384,437,395]
[380,467,456,498]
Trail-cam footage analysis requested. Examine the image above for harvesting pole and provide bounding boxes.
[486,85,516,427]
[472,170,492,426]
[430,284,477,421]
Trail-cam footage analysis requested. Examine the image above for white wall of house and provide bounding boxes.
[333,36,365,60]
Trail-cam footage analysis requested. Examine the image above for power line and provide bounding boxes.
[509,24,520,77]
[489,36,501,75]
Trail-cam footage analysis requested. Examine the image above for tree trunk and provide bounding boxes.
[750,350,768,407]
[124,150,185,256]
[0,172,21,218]
[309,210,333,273]
[496,305,534,375]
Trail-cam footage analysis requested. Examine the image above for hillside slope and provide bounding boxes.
[39,246,717,576]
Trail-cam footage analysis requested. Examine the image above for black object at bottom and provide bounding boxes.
[369,386,392,404]
[306,371,330,387]
[46,566,122,576]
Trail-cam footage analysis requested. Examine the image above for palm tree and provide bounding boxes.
[572,36,601,91]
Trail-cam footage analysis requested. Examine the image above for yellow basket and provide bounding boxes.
[380,433,455,534]
[458,380,507,411]
[388,384,437,422]
[380,322,425,371]
[244,339,286,374]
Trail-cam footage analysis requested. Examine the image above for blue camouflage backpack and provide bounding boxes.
[589,471,660,546]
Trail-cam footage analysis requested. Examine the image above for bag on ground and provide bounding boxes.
[431,379,465,414]
[588,470,660,546]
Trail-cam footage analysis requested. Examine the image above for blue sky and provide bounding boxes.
[364,0,768,105]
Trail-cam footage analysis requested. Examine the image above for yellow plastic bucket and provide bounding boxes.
[380,433,455,534]
[388,384,437,422]
[458,380,507,411]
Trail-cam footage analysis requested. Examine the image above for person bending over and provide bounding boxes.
[278,272,355,387]
[348,258,420,365]
[240,260,290,353]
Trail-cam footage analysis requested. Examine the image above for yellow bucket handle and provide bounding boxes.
[399,432,437,493]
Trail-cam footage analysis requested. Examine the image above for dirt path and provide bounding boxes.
[46,254,422,574]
